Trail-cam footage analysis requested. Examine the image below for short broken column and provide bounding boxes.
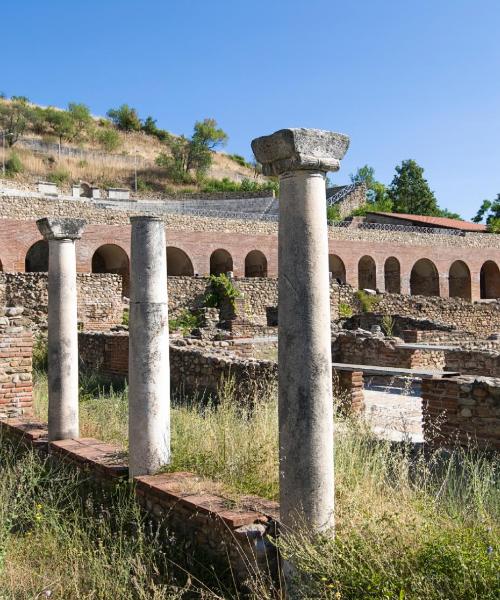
[252,128,349,532]
[36,217,85,441]
[128,216,170,477]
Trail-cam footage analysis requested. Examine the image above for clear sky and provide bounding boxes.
[2,0,499,219]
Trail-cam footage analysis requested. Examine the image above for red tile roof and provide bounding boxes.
[368,212,487,232]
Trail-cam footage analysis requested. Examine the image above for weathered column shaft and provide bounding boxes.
[252,128,349,532]
[128,216,170,478]
[37,218,85,441]
[279,170,334,529]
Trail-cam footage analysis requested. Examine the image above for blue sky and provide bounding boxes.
[2,0,499,219]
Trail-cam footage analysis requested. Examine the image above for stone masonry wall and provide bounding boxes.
[0,272,123,331]
[78,331,278,397]
[422,376,500,449]
[332,331,445,370]
[0,308,32,418]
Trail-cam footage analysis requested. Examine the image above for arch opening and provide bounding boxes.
[167,247,194,276]
[245,250,267,277]
[91,244,130,296]
[358,255,376,290]
[25,240,49,272]
[449,260,471,301]
[384,257,401,294]
[410,258,440,297]
[329,254,346,284]
[210,249,233,276]
[480,261,500,299]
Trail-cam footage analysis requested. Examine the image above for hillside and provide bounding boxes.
[0,97,270,198]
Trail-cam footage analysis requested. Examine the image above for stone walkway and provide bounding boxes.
[364,377,424,443]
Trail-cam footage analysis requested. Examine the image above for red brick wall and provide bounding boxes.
[2,218,500,301]
[0,315,32,417]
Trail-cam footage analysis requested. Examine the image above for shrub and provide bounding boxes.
[168,310,199,336]
[4,152,23,176]
[327,204,341,222]
[106,104,141,132]
[200,177,278,195]
[204,273,240,310]
[47,168,70,185]
[339,303,353,318]
[97,128,121,152]
[136,177,153,192]
[122,308,129,326]
[356,289,381,312]
[381,314,395,336]
[228,154,248,167]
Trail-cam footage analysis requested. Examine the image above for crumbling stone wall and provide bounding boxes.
[444,349,500,378]
[78,331,278,397]
[422,376,500,449]
[0,308,32,418]
[0,273,123,331]
[333,331,445,370]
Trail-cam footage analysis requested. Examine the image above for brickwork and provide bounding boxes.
[421,376,500,449]
[335,370,365,413]
[0,309,32,418]
[1,194,500,301]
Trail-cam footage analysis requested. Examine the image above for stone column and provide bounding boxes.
[36,218,85,441]
[252,129,349,532]
[128,216,170,478]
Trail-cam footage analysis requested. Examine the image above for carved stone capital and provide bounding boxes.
[36,217,86,241]
[251,128,349,176]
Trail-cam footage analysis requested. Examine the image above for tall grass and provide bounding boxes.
[0,437,224,599]
[32,371,500,599]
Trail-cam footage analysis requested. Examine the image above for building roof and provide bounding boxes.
[367,212,487,232]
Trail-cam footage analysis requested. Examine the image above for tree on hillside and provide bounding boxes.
[106,104,141,132]
[156,118,228,183]
[0,97,34,146]
[44,108,75,148]
[67,103,92,139]
[387,159,439,216]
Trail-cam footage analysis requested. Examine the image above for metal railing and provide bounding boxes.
[326,183,359,206]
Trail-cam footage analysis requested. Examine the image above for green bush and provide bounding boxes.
[136,178,153,192]
[122,308,129,326]
[356,289,381,312]
[339,303,353,318]
[47,168,70,184]
[204,273,240,310]
[106,104,141,132]
[97,128,121,152]
[200,177,278,194]
[381,314,395,336]
[327,204,341,222]
[168,310,199,336]
[5,152,23,176]
[228,154,249,167]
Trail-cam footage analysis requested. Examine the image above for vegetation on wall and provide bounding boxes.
[356,289,381,312]
[204,273,240,310]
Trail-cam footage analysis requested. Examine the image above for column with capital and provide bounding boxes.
[36,217,86,441]
[252,128,349,532]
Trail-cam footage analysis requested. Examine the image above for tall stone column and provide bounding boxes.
[128,216,170,478]
[252,129,349,532]
[36,218,85,441]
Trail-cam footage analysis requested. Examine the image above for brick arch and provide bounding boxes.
[449,260,471,301]
[329,254,346,283]
[358,255,376,290]
[25,240,49,272]
[244,250,267,277]
[410,258,440,297]
[210,248,233,276]
[384,256,401,294]
[167,246,194,276]
[480,260,500,299]
[91,243,130,296]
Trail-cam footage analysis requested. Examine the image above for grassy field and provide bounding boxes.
[28,371,500,599]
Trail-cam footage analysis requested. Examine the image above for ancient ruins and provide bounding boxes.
[0,126,499,588]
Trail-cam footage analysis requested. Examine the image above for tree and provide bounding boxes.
[0,97,34,146]
[67,103,92,139]
[44,108,75,147]
[106,104,141,132]
[473,194,500,229]
[349,164,392,213]
[388,159,439,215]
[156,118,228,182]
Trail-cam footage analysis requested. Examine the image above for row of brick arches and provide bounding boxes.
[329,254,500,300]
